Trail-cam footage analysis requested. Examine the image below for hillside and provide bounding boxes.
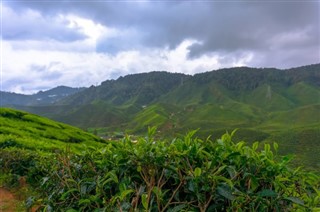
[59,72,190,106]
[1,86,85,106]
[2,64,320,169]
[1,68,319,210]
[0,108,103,152]
[7,64,318,131]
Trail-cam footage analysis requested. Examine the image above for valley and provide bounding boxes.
[3,64,319,170]
[1,64,320,210]
[2,1,319,210]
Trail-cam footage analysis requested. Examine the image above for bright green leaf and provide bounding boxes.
[194,167,202,177]
[142,194,148,209]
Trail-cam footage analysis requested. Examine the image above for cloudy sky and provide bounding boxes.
[1,0,319,94]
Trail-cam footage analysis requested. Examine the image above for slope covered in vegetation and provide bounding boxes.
[1,125,319,211]
[0,108,103,152]
[4,64,320,170]
[12,64,319,135]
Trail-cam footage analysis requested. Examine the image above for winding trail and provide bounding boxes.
[0,187,17,212]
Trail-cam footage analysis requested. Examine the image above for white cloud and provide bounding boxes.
[3,1,317,94]
[2,38,254,94]
[64,15,119,48]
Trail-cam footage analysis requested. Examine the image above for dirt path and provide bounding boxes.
[0,187,18,212]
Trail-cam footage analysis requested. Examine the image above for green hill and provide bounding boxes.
[11,64,319,135]
[1,86,85,106]
[59,71,190,106]
[0,108,104,152]
[3,64,320,169]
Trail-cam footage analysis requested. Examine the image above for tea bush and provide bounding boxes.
[30,129,319,211]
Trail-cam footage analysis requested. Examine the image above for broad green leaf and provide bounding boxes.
[217,186,235,200]
[281,155,294,164]
[213,165,227,176]
[226,166,236,179]
[167,204,187,212]
[119,183,126,193]
[257,189,277,197]
[236,141,245,150]
[217,139,225,146]
[252,142,259,151]
[194,167,202,177]
[152,187,162,198]
[120,189,134,200]
[230,129,238,138]
[264,144,270,152]
[188,181,195,192]
[212,176,233,188]
[284,197,304,206]
[66,209,78,212]
[60,189,78,200]
[249,176,259,192]
[273,142,278,151]
[142,194,148,209]
[205,161,212,170]
[102,170,118,186]
[201,149,211,158]
[80,184,87,195]
[78,199,91,205]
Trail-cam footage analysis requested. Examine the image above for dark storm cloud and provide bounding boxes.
[187,2,319,58]
[4,0,320,67]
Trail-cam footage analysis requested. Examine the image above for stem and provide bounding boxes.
[161,170,184,212]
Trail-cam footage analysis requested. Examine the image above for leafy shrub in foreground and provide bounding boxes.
[30,128,319,211]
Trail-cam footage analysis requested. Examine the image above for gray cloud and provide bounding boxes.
[3,3,87,42]
[29,63,63,80]
[6,1,319,67]
[96,29,144,54]
[2,0,319,94]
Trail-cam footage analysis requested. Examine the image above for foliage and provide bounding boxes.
[22,128,319,211]
[0,108,320,211]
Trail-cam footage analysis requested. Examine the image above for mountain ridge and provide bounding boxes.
[2,64,319,134]
[2,64,319,168]
[1,86,85,106]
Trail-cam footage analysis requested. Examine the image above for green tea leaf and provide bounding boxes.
[120,189,134,200]
[142,194,148,209]
[60,189,78,200]
[273,142,278,151]
[217,186,235,200]
[257,189,277,197]
[78,199,91,205]
[194,167,202,177]
[284,197,304,206]
[167,204,187,212]
[252,142,259,151]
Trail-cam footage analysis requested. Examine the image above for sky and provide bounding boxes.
[1,0,319,94]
